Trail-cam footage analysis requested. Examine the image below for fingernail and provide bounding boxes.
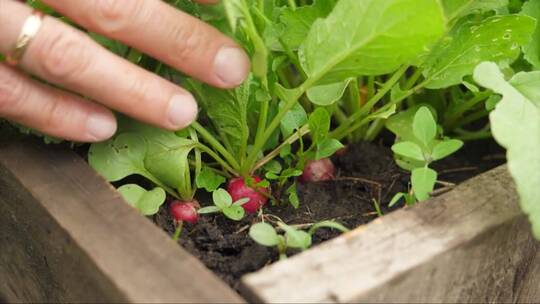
[86,113,117,141]
[214,46,250,87]
[167,93,198,129]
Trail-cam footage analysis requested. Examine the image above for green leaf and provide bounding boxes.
[232,198,250,206]
[392,141,426,162]
[89,133,148,182]
[386,105,432,142]
[280,102,308,138]
[442,0,508,22]
[222,205,245,221]
[144,135,197,193]
[223,0,243,32]
[474,61,540,238]
[249,223,280,247]
[422,14,536,89]
[308,108,331,145]
[188,80,251,158]
[116,119,198,196]
[286,183,300,209]
[196,167,226,192]
[485,94,502,111]
[299,0,446,84]
[316,138,344,160]
[278,0,336,51]
[264,160,283,174]
[118,185,166,216]
[306,79,353,106]
[198,206,221,214]
[411,167,438,201]
[413,107,438,146]
[278,222,312,250]
[213,189,233,209]
[389,192,405,207]
[522,0,540,69]
[509,71,540,106]
[431,140,464,161]
[308,220,350,235]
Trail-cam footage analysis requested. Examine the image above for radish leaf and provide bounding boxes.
[474,62,540,238]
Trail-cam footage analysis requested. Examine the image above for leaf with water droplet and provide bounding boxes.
[422,15,535,89]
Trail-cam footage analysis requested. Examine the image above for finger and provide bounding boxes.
[0,63,117,142]
[0,0,198,131]
[40,0,250,88]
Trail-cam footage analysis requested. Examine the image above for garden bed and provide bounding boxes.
[154,137,505,291]
[1,131,538,303]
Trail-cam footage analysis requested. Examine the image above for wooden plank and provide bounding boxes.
[241,166,540,303]
[0,134,243,303]
[517,248,540,302]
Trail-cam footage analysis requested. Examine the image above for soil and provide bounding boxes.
[153,138,505,291]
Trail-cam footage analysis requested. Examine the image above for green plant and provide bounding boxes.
[249,220,349,259]
[198,189,250,221]
[388,106,464,206]
[17,0,540,239]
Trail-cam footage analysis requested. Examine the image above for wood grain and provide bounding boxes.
[241,166,540,303]
[0,133,243,303]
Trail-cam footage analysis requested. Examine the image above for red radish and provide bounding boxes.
[169,200,199,224]
[227,176,269,214]
[300,159,336,183]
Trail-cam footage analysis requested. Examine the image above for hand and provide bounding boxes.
[0,0,250,142]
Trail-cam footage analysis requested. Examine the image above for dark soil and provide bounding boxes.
[153,138,505,291]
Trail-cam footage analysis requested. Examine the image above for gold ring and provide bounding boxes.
[6,10,45,66]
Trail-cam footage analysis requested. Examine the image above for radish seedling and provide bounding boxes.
[249,220,349,259]
[82,0,540,240]
[389,106,463,206]
[198,189,250,221]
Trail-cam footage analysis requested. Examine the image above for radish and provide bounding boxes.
[227,176,269,214]
[169,200,199,224]
[300,159,336,183]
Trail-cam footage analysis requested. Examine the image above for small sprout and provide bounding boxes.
[391,106,463,205]
[198,189,249,221]
[249,220,349,259]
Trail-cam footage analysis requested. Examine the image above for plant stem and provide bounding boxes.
[332,78,429,140]
[254,125,310,171]
[455,129,492,141]
[189,128,201,199]
[244,86,305,174]
[444,91,491,128]
[195,144,238,176]
[191,122,241,172]
[404,68,423,89]
[330,65,409,138]
[144,172,181,200]
[172,221,184,241]
[287,0,297,10]
[367,76,375,99]
[345,79,361,115]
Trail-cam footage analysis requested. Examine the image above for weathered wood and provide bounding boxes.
[517,248,540,302]
[0,134,243,303]
[241,166,540,303]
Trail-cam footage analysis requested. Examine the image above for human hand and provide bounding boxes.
[0,0,250,142]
